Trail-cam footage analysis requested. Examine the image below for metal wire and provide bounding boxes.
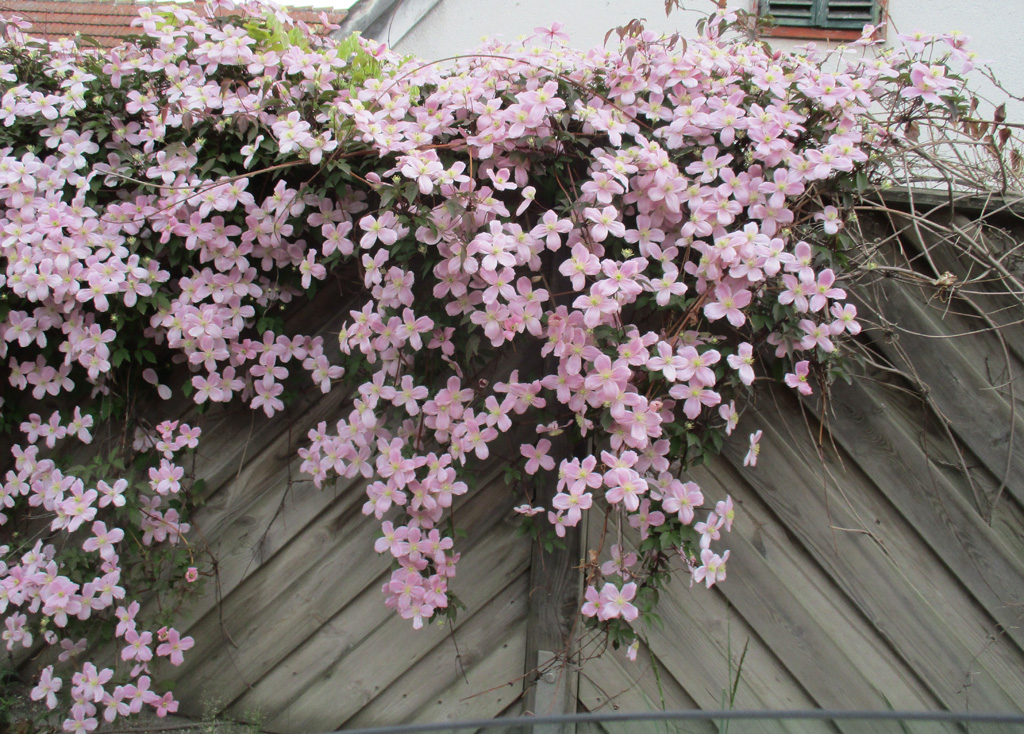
[327,709,1024,734]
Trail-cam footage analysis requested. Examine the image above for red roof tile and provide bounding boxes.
[0,1,347,48]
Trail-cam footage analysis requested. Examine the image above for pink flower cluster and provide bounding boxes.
[1,413,196,727]
[0,0,982,724]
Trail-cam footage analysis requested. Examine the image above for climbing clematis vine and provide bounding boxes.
[0,0,1008,726]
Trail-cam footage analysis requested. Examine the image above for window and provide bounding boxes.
[758,0,880,31]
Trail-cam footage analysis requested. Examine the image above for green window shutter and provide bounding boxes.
[761,0,877,29]
[760,0,817,27]
[822,0,878,28]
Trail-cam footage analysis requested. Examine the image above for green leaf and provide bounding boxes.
[464,333,481,360]
[854,170,870,192]
[644,611,665,632]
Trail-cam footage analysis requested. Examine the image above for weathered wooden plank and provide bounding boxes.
[837,364,1024,552]
[181,471,364,631]
[188,381,354,544]
[260,512,531,732]
[75,432,363,680]
[518,253,586,731]
[580,512,821,732]
[219,560,396,724]
[25,290,359,671]
[524,429,583,723]
[729,390,1024,711]
[879,187,1024,218]
[14,368,347,672]
[577,638,717,734]
[171,284,359,577]
[820,375,1024,653]
[647,599,822,734]
[180,280,359,513]
[82,477,363,683]
[406,621,528,727]
[861,365,1019,521]
[171,467,519,712]
[169,487,382,709]
[887,281,1024,414]
[686,460,943,716]
[582,483,936,734]
[853,248,1024,510]
[883,210,1024,367]
[343,572,530,728]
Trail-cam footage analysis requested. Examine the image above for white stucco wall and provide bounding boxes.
[392,0,1023,120]
[885,0,1024,120]
[390,0,712,55]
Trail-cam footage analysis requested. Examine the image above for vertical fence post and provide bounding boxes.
[522,251,581,734]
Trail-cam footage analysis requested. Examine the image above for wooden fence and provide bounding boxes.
[154,204,1024,731]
